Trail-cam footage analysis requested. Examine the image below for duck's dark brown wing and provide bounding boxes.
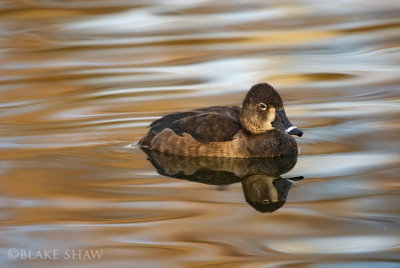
[170,112,241,143]
[146,106,241,144]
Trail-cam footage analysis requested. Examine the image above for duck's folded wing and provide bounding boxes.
[149,111,200,134]
[169,113,241,143]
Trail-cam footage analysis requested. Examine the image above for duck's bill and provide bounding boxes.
[272,109,303,137]
[285,125,303,136]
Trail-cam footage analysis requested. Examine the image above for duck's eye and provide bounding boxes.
[258,103,267,110]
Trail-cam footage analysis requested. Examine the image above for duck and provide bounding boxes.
[138,83,303,158]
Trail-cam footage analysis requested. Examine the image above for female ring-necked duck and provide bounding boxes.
[138,83,303,157]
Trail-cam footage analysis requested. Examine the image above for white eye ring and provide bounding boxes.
[258,103,267,110]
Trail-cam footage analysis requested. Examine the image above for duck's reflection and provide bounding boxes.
[142,148,303,213]
[242,175,303,213]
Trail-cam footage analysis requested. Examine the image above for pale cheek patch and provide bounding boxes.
[265,107,276,130]
[285,126,298,134]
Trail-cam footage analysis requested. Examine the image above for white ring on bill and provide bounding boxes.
[285,126,297,133]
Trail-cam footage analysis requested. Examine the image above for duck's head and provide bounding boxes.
[240,83,303,136]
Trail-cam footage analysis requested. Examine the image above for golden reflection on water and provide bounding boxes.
[1,0,400,267]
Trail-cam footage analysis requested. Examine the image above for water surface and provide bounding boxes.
[1,0,400,267]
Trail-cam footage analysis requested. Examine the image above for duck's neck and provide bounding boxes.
[240,129,298,157]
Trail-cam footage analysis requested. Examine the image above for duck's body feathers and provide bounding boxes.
[138,83,302,158]
[144,106,241,145]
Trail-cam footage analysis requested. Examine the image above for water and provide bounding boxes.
[1,0,400,267]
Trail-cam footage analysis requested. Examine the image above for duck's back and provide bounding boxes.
[139,106,242,147]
